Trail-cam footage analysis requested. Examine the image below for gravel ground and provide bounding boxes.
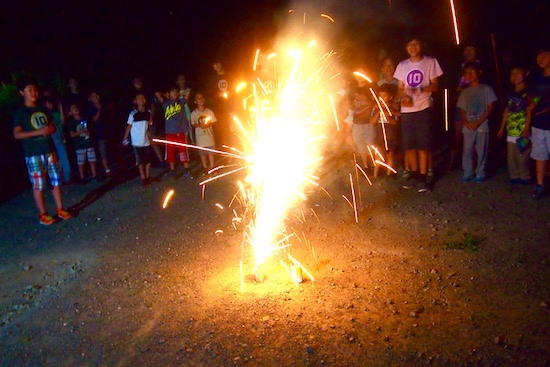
[1,154,549,366]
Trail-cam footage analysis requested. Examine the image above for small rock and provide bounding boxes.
[540,302,548,308]
[409,312,418,318]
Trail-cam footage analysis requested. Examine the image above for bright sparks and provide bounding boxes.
[353,71,373,83]
[162,189,174,209]
[449,0,460,45]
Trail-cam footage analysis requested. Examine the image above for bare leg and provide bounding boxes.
[169,162,176,171]
[536,160,547,186]
[145,164,150,178]
[78,165,85,179]
[151,143,163,161]
[33,189,46,214]
[418,150,428,175]
[138,164,145,179]
[208,153,215,169]
[90,162,97,177]
[52,186,63,210]
[407,150,418,172]
[387,152,395,175]
[102,158,109,172]
[200,155,208,169]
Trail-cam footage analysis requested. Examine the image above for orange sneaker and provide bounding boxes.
[39,213,55,226]
[57,208,72,220]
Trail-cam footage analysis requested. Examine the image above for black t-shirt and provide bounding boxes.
[12,106,55,157]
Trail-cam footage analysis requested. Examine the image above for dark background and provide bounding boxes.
[1,0,549,202]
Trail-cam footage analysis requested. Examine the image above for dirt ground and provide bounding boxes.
[1,152,549,367]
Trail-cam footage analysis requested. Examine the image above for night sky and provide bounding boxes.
[1,0,549,93]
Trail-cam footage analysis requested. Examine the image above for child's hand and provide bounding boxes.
[497,128,503,138]
[522,129,530,139]
[38,126,52,136]
[401,95,413,107]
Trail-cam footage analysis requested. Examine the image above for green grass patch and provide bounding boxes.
[443,233,483,253]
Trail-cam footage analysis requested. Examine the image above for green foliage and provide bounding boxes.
[0,74,21,111]
[443,233,483,253]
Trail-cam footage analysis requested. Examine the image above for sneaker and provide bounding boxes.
[417,181,430,193]
[532,185,544,200]
[170,170,181,180]
[39,213,55,226]
[402,178,416,189]
[461,175,472,183]
[183,171,194,180]
[401,170,411,180]
[57,208,72,220]
[473,176,485,183]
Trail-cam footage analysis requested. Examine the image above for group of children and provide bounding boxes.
[11,41,550,225]
[342,37,550,200]
[13,73,221,225]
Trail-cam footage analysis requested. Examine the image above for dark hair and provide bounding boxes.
[168,85,179,93]
[17,76,38,92]
[404,35,423,47]
[378,83,397,97]
[536,43,550,54]
[462,61,481,73]
[134,91,146,100]
[509,64,527,73]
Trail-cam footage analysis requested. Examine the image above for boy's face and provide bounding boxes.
[135,94,146,107]
[69,104,80,117]
[464,67,480,84]
[68,78,78,90]
[382,59,395,76]
[169,89,179,100]
[89,92,100,104]
[195,93,205,107]
[379,91,392,103]
[509,68,526,86]
[463,46,477,62]
[20,85,39,103]
[405,39,422,58]
[133,78,143,90]
[176,75,186,86]
[537,51,550,69]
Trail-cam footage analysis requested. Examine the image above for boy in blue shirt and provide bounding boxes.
[13,77,72,225]
[457,62,497,183]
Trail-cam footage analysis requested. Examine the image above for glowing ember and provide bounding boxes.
[162,189,174,209]
[449,0,460,45]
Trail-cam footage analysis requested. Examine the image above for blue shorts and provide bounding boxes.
[25,153,62,191]
[401,108,432,150]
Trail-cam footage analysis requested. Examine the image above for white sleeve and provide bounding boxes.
[127,111,135,125]
[431,58,444,79]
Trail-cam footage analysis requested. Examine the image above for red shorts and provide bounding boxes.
[165,133,189,163]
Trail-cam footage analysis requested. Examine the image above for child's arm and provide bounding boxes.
[122,124,132,143]
[369,109,380,124]
[13,125,53,140]
[523,100,534,138]
[497,108,509,138]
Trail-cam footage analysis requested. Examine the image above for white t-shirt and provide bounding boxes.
[191,108,217,147]
[393,56,443,113]
[127,109,151,147]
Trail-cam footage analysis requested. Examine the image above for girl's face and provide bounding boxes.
[382,59,395,78]
[537,52,550,69]
[509,68,526,86]
[463,46,477,62]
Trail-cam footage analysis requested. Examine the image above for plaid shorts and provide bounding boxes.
[25,153,62,191]
[76,147,97,165]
